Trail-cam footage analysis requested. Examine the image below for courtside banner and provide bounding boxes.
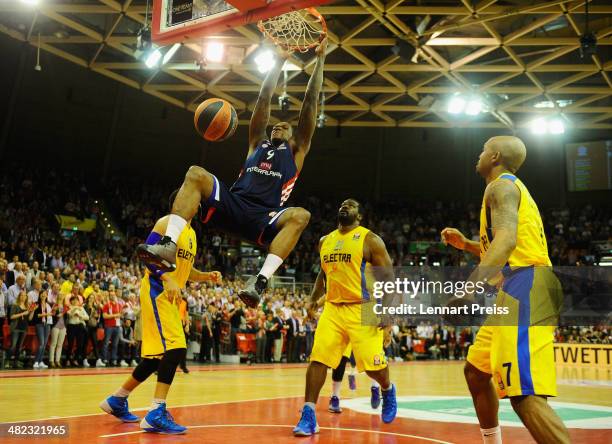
[55,215,97,232]
[554,343,612,368]
[360,266,611,327]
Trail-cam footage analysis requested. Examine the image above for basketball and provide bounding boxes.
[194,98,238,142]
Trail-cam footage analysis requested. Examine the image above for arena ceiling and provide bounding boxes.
[1,0,612,131]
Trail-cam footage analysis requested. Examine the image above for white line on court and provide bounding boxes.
[99,424,454,443]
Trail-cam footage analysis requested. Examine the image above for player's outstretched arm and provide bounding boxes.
[472,179,520,283]
[188,269,222,284]
[441,227,480,257]
[293,37,328,158]
[249,47,291,153]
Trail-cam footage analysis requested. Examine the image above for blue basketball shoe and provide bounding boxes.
[293,405,319,436]
[99,396,139,422]
[381,384,397,423]
[328,396,342,413]
[140,403,187,434]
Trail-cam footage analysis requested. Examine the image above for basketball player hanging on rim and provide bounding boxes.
[441,136,570,444]
[137,37,328,308]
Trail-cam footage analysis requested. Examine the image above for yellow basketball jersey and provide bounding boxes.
[320,226,371,304]
[142,223,197,291]
[140,223,197,357]
[479,173,551,267]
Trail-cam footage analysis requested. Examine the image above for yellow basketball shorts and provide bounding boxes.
[311,301,386,372]
[343,343,352,360]
[140,276,186,358]
[467,267,559,398]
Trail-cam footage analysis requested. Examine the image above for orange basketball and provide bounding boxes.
[194,98,238,142]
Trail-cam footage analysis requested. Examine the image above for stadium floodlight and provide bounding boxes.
[162,43,181,66]
[145,48,162,68]
[205,42,224,63]
[548,118,565,134]
[465,99,483,116]
[20,0,39,5]
[447,96,466,114]
[530,117,548,135]
[255,49,275,73]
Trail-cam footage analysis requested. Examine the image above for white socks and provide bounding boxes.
[166,215,187,243]
[259,254,283,279]
[481,426,502,444]
[371,379,380,388]
[150,398,166,411]
[113,387,132,398]
[332,381,341,398]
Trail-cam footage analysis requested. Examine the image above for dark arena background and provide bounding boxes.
[0,0,611,443]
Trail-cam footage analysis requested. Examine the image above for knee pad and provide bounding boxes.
[157,348,187,385]
[132,358,160,382]
[332,356,349,382]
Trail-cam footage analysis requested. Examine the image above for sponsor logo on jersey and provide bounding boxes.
[353,233,361,241]
[244,165,282,178]
[177,248,195,263]
[334,240,344,251]
[260,162,272,170]
[322,253,352,264]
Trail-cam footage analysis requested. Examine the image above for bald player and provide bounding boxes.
[441,136,570,444]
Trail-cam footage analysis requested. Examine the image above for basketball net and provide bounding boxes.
[258,8,327,53]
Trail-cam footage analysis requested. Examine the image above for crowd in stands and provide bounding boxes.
[0,164,610,369]
[555,326,611,344]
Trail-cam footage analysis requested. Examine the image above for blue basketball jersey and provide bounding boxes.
[230,140,298,208]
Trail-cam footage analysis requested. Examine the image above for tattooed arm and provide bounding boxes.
[470,179,520,285]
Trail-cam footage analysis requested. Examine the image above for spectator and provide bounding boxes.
[303,315,315,360]
[33,289,53,369]
[285,310,300,363]
[48,293,67,368]
[6,291,35,368]
[255,310,267,364]
[0,277,6,349]
[27,279,42,304]
[66,295,89,367]
[84,294,102,367]
[209,304,222,363]
[118,318,138,367]
[272,310,284,363]
[7,274,26,317]
[101,290,122,366]
[199,303,214,363]
[228,301,244,354]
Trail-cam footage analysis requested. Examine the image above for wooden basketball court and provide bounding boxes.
[1,361,610,443]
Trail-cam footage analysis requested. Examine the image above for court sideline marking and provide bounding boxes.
[99,424,454,443]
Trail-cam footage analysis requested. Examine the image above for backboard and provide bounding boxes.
[152,0,333,45]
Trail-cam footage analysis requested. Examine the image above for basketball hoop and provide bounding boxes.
[258,7,327,53]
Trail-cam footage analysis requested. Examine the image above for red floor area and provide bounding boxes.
[2,397,609,444]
